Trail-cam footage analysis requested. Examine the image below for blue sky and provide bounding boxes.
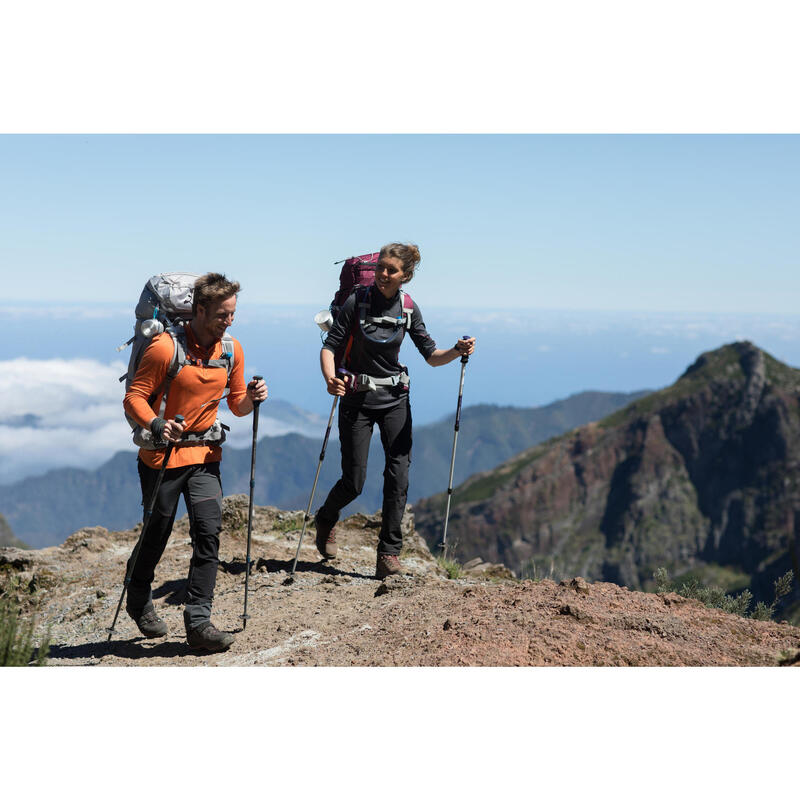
[1,134,797,313]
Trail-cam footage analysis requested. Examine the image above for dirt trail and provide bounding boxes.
[4,496,800,666]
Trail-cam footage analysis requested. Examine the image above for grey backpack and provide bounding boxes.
[118,273,234,449]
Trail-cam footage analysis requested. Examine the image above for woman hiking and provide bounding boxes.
[314,242,476,578]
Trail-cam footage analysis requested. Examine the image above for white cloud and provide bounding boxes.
[0,421,137,483]
[0,358,321,484]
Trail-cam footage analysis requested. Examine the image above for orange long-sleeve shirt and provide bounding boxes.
[124,326,249,469]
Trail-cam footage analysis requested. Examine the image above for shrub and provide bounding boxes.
[0,591,50,666]
[437,556,464,580]
[653,568,795,621]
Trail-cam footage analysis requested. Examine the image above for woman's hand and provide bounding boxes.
[455,337,476,358]
[326,375,347,396]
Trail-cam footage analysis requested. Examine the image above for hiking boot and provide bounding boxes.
[315,515,338,559]
[375,553,403,579]
[186,621,235,653]
[126,604,167,639]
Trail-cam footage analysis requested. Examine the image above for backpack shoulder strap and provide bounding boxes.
[399,289,413,330]
[156,327,187,418]
[355,285,370,329]
[220,333,234,386]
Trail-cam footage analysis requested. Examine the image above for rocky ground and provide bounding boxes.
[3,495,800,667]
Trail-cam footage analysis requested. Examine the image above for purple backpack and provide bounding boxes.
[331,252,381,314]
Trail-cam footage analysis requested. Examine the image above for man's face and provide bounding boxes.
[196,295,237,340]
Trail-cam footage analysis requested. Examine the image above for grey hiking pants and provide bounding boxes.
[317,398,412,556]
[127,459,223,632]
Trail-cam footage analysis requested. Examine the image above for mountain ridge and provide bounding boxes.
[0,390,646,547]
[413,342,800,620]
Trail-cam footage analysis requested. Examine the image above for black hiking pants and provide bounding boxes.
[317,398,412,556]
[127,459,223,632]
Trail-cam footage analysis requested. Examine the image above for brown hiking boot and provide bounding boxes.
[375,553,403,579]
[186,621,235,653]
[315,515,337,559]
[126,603,168,639]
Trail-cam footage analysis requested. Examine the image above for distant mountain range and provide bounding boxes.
[0,390,645,548]
[413,342,800,619]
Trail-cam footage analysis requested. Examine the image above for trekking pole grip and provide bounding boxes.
[251,375,264,406]
[459,335,471,364]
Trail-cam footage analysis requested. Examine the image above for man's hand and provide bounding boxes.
[151,417,185,444]
[247,377,268,404]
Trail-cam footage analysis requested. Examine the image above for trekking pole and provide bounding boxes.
[287,393,340,582]
[441,337,471,561]
[107,414,184,642]
[241,376,263,630]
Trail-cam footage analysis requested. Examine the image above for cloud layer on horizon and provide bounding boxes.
[0,358,322,485]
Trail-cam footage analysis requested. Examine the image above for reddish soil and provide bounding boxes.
[4,497,799,667]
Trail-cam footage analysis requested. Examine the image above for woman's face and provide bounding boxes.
[375,255,406,299]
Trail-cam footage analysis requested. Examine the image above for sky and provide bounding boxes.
[1,134,798,313]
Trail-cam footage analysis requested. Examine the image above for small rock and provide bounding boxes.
[560,577,590,595]
[96,589,106,599]
[443,619,454,630]
[465,562,516,580]
[661,592,690,607]
[62,527,112,553]
[0,551,35,570]
[462,558,483,570]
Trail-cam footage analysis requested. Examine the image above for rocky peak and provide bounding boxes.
[413,342,800,620]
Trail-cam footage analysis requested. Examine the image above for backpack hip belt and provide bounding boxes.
[133,419,230,451]
[350,371,410,393]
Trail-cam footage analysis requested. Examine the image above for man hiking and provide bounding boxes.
[123,272,267,652]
